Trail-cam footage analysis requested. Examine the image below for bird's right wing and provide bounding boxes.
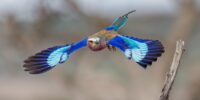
[107,35,164,68]
[23,38,87,74]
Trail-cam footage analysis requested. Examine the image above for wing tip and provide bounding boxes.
[23,46,62,74]
[28,67,53,74]
[23,58,54,74]
[137,62,148,69]
[137,40,164,68]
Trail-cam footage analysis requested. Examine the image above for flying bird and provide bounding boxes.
[23,10,164,74]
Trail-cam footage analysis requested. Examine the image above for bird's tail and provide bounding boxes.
[105,10,136,31]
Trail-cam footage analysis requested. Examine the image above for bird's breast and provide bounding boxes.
[88,42,107,51]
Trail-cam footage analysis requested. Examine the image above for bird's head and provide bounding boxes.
[87,37,106,51]
[88,37,100,45]
[88,37,101,48]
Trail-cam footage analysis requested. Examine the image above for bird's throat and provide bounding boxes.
[88,42,107,51]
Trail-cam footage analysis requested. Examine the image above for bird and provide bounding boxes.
[23,10,164,74]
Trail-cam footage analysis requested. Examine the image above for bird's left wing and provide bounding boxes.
[107,35,164,68]
[23,38,87,74]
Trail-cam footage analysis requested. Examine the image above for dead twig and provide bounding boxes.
[160,40,185,100]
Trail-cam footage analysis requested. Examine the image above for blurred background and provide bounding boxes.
[0,0,199,100]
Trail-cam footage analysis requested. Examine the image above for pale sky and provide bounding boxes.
[0,0,183,21]
[77,0,176,16]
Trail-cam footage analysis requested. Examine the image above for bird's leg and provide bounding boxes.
[107,44,112,51]
[112,46,116,51]
[107,45,116,51]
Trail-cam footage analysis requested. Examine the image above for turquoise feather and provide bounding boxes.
[23,39,87,74]
[105,10,136,31]
[108,35,164,68]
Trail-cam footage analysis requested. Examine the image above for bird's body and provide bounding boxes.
[23,10,165,74]
[87,30,118,51]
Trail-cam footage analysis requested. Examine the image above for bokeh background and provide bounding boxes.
[0,0,199,100]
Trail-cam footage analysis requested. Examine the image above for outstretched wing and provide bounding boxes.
[23,38,87,74]
[107,35,164,68]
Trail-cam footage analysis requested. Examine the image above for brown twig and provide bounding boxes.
[160,40,185,100]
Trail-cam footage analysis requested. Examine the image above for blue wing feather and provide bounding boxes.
[23,38,87,74]
[108,35,164,68]
[68,38,88,54]
[107,36,127,51]
[122,35,151,43]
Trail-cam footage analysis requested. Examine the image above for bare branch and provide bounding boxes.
[160,40,185,100]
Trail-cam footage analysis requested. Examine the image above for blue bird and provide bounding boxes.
[23,10,164,74]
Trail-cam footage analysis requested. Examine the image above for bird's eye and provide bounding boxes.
[88,40,93,43]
